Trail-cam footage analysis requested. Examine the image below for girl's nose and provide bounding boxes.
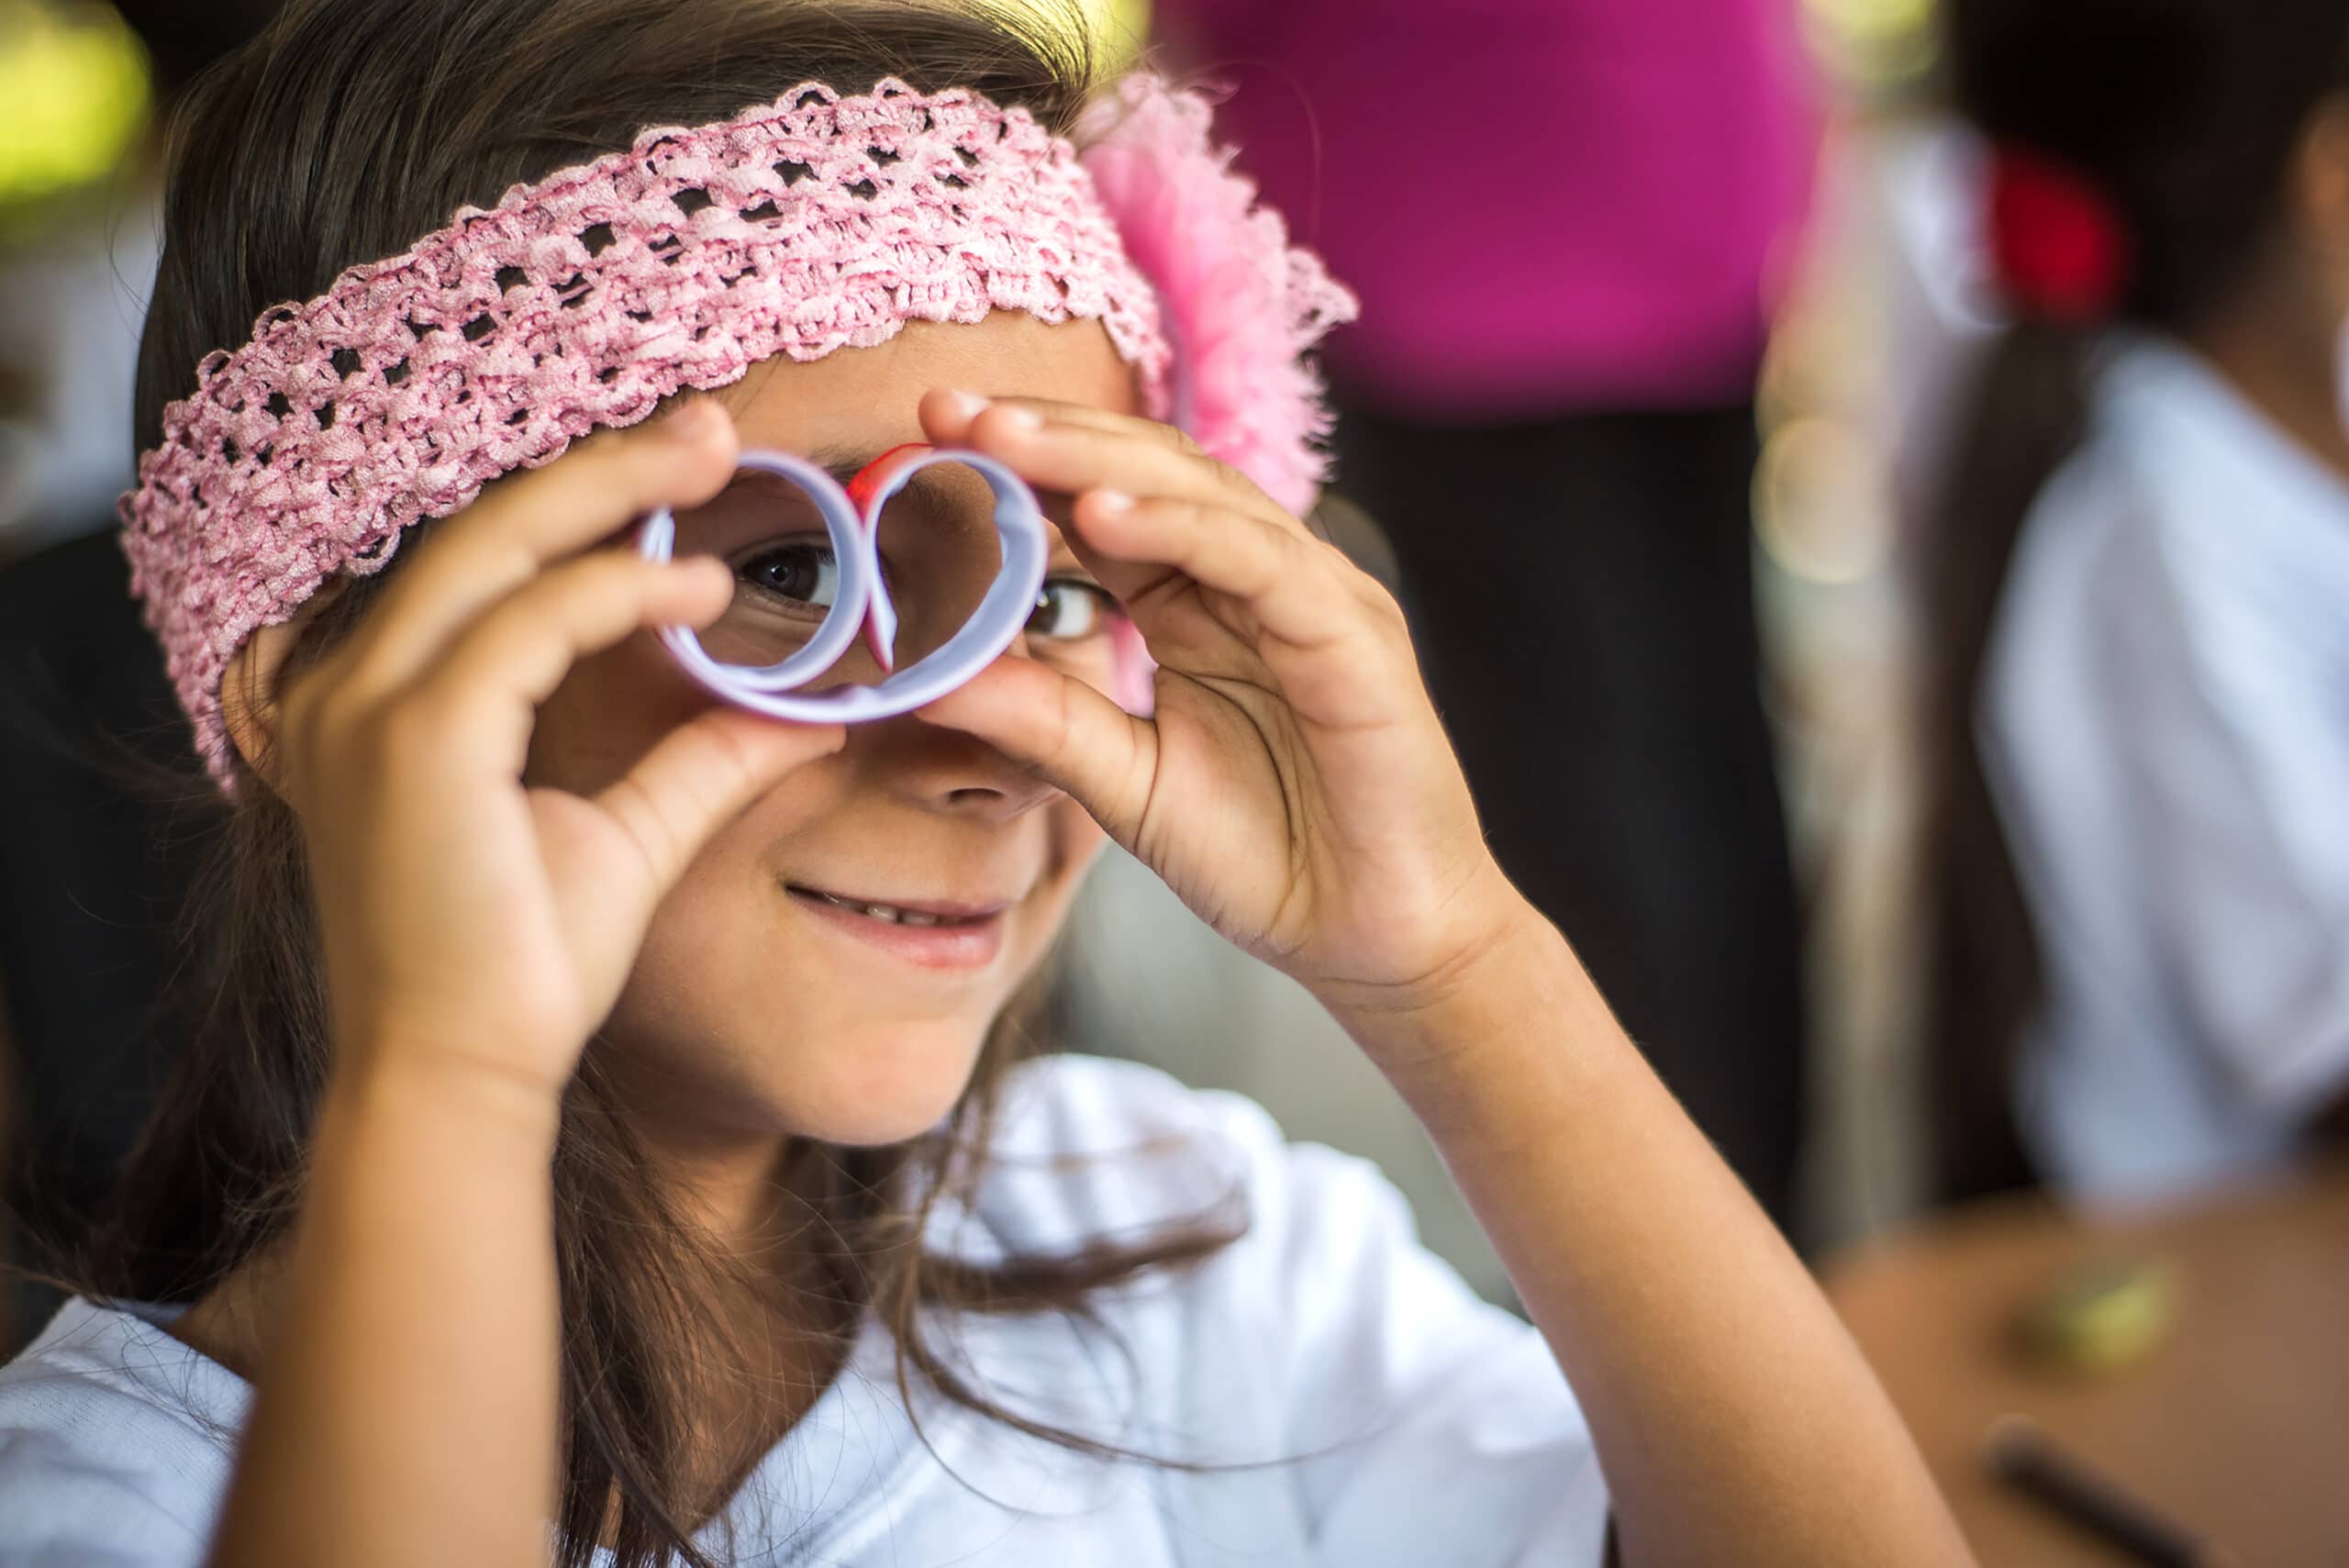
[852,703,1061,822]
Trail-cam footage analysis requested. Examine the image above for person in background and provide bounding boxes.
[1151,0,1820,1227]
[1923,0,2349,1204]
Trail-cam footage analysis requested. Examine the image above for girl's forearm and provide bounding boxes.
[1330,915,1974,1568]
[206,1051,562,1568]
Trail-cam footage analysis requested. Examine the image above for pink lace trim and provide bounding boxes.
[1080,75,1358,521]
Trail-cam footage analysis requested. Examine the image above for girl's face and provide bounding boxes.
[528,314,1137,1150]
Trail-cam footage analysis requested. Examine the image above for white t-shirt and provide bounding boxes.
[0,1055,1609,1565]
[1981,333,2349,1202]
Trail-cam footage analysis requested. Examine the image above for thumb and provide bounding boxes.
[587,707,846,893]
[916,656,1157,848]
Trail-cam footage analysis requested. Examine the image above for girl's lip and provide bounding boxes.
[784,884,1010,971]
[785,884,1011,920]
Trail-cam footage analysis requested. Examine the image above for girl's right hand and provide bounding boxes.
[264,401,845,1103]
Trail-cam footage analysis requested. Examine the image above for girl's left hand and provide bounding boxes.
[917,390,1532,1026]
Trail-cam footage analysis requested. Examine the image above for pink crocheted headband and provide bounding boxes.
[118,72,1357,784]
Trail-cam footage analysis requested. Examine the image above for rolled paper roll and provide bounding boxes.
[639,444,1049,723]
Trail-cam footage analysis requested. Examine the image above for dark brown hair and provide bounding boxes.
[90,5,1237,1562]
[1920,0,2349,1198]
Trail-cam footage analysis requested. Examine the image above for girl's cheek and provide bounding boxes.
[1030,626,1143,713]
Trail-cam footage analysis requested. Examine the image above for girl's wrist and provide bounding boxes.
[325,1035,568,1160]
[1319,895,1598,1082]
[1342,917,1639,1156]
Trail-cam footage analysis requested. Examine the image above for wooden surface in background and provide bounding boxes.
[1827,1163,2349,1566]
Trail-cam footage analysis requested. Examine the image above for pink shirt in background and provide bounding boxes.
[1154,0,1820,417]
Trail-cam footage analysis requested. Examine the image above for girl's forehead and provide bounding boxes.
[714,313,1137,451]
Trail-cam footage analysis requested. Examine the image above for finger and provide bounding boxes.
[1072,490,1367,655]
[405,552,735,763]
[915,655,1157,847]
[920,390,1289,530]
[583,706,847,895]
[919,388,1196,453]
[347,401,741,692]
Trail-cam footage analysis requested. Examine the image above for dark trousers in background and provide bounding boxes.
[1332,401,1808,1229]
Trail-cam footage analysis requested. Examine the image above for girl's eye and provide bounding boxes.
[735,540,839,612]
[1029,578,1117,640]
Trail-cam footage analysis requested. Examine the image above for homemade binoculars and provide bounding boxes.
[639,442,1088,721]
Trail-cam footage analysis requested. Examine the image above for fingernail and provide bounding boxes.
[1090,488,1134,517]
[939,388,989,420]
[993,405,1041,435]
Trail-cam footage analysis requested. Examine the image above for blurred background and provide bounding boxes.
[2,2,2344,1562]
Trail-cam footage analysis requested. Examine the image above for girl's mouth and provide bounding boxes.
[787,885,1006,925]
[784,883,1012,969]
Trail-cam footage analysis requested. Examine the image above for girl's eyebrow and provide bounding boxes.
[803,442,972,498]
[798,443,1023,511]
[803,443,883,489]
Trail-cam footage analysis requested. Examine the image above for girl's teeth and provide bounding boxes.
[806,888,966,926]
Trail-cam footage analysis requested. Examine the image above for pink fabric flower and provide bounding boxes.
[1080,75,1360,518]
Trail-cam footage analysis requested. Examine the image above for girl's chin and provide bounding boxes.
[768,1023,995,1147]
[596,1006,997,1149]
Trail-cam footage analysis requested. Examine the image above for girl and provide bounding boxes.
[1923,0,2349,1203]
[0,3,1969,1564]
